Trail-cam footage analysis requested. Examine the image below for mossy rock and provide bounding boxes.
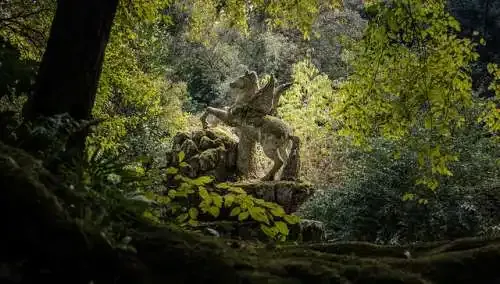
[234,181,315,213]
[199,135,219,151]
[289,219,327,243]
[167,130,239,181]
[179,138,198,158]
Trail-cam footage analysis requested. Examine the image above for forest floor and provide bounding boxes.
[2,141,500,284]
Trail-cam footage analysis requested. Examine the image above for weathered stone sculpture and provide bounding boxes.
[200,70,299,181]
[228,70,292,120]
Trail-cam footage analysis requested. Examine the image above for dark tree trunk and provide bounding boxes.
[22,0,119,157]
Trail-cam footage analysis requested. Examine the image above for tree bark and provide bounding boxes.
[22,0,119,156]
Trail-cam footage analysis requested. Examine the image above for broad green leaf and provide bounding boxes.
[260,224,278,238]
[176,213,189,223]
[283,214,300,225]
[179,161,190,168]
[270,206,286,217]
[157,196,171,204]
[228,187,246,194]
[168,190,177,198]
[199,187,210,200]
[274,221,289,236]
[402,192,415,201]
[418,198,429,205]
[224,194,235,207]
[249,207,269,224]
[254,199,266,205]
[189,207,199,219]
[230,207,241,216]
[178,151,186,162]
[263,202,280,209]
[166,167,178,174]
[238,211,249,221]
[208,206,220,217]
[240,197,254,210]
[199,201,210,213]
[193,176,214,186]
[216,182,232,189]
[211,193,223,208]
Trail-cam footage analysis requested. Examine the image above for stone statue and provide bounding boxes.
[200,70,300,181]
[228,70,293,120]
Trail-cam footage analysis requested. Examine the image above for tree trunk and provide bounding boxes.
[22,0,119,156]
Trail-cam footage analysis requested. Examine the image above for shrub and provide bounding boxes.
[299,130,500,244]
[277,59,346,186]
[144,151,301,241]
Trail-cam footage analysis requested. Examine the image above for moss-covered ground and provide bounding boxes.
[2,142,500,284]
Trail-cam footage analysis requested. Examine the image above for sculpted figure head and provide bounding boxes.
[229,70,258,91]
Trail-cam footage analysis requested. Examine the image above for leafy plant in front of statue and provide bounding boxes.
[144,151,300,241]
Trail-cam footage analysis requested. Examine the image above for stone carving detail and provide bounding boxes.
[200,70,299,181]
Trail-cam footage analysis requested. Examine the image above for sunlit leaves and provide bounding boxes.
[156,163,300,240]
[220,0,249,34]
[279,59,334,140]
[184,0,342,44]
[277,59,336,182]
[230,207,241,216]
[238,211,249,221]
[284,214,300,225]
[90,7,189,153]
[184,0,219,45]
[332,0,480,189]
[480,63,500,138]
[262,0,321,39]
[0,0,56,60]
[188,207,199,219]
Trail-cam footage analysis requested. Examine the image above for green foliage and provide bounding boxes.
[90,4,189,157]
[447,0,500,97]
[145,151,300,241]
[307,7,367,79]
[53,143,161,247]
[77,145,153,223]
[0,40,37,100]
[183,0,341,43]
[184,0,220,45]
[0,0,55,60]
[15,113,99,163]
[279,59,333,141]
[479,63,500,137]
[332,0,481,189]
[236,30,300,82]
[277,59,345,185]
[165,37,244,110]
[300,126,500,244]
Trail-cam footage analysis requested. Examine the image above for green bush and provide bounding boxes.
[143,151,301,241]
[299,130,500,244]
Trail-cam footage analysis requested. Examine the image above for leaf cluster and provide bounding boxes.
[332,0,482,189]
[145,151,301,241]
